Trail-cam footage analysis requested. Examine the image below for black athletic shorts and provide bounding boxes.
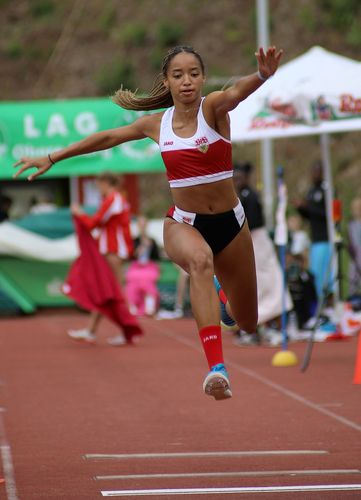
[166,199,246,254]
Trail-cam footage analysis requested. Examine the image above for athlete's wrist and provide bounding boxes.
[257,70,269,82]
[48,153,56,165]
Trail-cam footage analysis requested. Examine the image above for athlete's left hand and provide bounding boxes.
[256,46,283,79]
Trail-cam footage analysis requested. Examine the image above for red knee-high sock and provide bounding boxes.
[199,325,224,369]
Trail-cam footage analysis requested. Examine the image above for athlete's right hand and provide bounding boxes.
[13,156,52,181]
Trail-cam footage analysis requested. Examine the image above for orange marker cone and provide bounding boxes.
[353,333,361,384]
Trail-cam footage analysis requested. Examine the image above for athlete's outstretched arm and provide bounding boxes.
[209,46,283,115]
[13,115,152,181]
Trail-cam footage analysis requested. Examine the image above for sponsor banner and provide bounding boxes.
[0,98,163,179]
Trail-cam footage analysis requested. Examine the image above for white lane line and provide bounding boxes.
[95,469,361,480]
[233,364,361,433]
[156,326,361,433]
[85,450,328,460]
[0,409,19,500]
[101,484,361,496]
[317,403,343,408]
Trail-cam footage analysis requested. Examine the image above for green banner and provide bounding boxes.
[0,97,164,179]
[0,256,180,313]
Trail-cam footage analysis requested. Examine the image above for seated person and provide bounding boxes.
[126,216,160,316]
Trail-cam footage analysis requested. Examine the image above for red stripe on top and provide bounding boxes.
[161,139,232,182]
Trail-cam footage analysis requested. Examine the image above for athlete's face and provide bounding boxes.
[164,53,205,103]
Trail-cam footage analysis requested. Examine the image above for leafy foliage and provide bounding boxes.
[30,0,55,18]
[99,5,117,32]
[149,47,164,71]
[4,40,22,59]
[156,21,184,47]
[224,18,241,43]
[321,0,360,30]
[120,22,147,47]
[96,61,135,94]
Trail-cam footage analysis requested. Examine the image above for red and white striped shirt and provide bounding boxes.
[78,191,133,259]
[159,97,233,188]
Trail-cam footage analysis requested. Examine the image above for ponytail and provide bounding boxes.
[112,45,205,112]
[112,74,173,111]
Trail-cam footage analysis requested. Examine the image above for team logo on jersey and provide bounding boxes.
[182,216,192,224]
[195,136,209,153]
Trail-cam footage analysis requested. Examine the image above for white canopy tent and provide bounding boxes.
[230,46,361,142]
[229,46,361,299]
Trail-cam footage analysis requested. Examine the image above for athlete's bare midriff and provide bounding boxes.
[170,177,238,214]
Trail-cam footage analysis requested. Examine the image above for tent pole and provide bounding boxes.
[69,176,79,204]
[261,140,274,230]
[320,133,339,302]
[256,0,274,229]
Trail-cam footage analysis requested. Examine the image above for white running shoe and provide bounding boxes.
[261,327,283,346]
[221,320,239,334]
[107,334,128,347]
[68,329,96,344]
[156,308,184,320]
[203,364,232,400]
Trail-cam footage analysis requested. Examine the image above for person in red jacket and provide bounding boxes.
[68,172,134,345]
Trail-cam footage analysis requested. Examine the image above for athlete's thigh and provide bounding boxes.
[163,218,213,273]
[214,223,258,325]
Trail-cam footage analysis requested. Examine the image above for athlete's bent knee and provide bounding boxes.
[188,248,213,276]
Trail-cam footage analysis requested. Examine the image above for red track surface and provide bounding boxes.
[0,310,360,499]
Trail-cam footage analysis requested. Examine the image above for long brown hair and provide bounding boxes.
[112,45,205,111]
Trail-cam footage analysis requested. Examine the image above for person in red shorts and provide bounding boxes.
[14,45,282,399]
[68,172,134,345]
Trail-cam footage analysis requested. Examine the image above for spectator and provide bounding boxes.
[233,162,292,345]
[0,195,12,222]
[286,253,317,330]
[294,161,332,298]
[287,213,310,259]
[156,266,189,319]
[133,216,160,261]
[234,162,264,233]
[68,172,135,345]
[348,197,361,297]
[126,216,160,316]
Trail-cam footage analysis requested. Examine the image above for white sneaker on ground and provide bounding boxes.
[261,327,283,346]
[156,308,184,320]
[107,334,128,347]
[68,329,96,344]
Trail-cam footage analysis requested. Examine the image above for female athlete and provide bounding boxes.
[68,171,136,346]
[14,45,283,400]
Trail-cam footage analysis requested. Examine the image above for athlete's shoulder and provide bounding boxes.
[202,92,230,132]
[134,111,165,135]
[137,111,165,124]
[203,91,225,107]
[202,91,228,118]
